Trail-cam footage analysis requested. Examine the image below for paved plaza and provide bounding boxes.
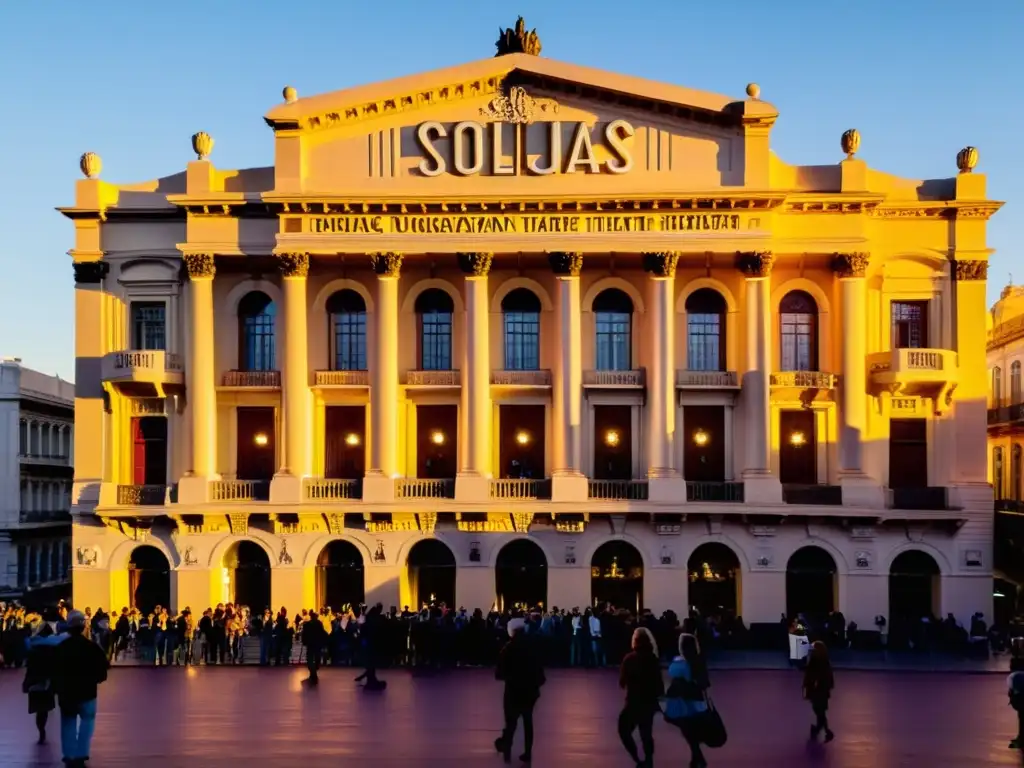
[0,668,1020,767]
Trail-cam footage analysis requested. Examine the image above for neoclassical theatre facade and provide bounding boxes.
[64,21,998,629]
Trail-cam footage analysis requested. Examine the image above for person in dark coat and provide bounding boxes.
[803,640,835,742]
[355,603,386,690]
[302,608,327,685]
[618,627,664,767]
[52,610,109,767]
[495,617,546,763]
[23,622,63,744]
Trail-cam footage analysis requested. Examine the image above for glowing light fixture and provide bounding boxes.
[995,591,1006,598]
[431,430,446,446]
[693,429,709,447]
[515,430,531,446]
[344,433,361,447]
[254,433,269,447]
[789,431,806,447]
[604,429,621,447]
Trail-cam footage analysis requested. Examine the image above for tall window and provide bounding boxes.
[892,301,929,349]
[327,290,367,371]
[131,302,166,350]
[416,289,454,370]
[779,291,818,371]
[994,446,1005,500]
[18,420,26,455]
[593,289,633,370]
[1014,444,1023,501]
[686,288,726,371]
[502,288,541,370]
[994,367,1004,406]
[238,291,276,371]
[1013,361,1022,404]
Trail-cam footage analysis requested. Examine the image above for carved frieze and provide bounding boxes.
[276,252,309,278]
[278,540,293,565]
[76,547,98,567]
[370,251,403,277]
[642,251,680,278]
[495,16,542,56]
[831,252,870,278]
[548,251,583,276]
[457,252,493,276]
[183,253,216,279]
[736,251,774,278]
[479,86,558,125]
[418,512,437,534]
[511,512,532,533]
[953,259,988,281]
[73,261,110,285]
[227,512,248,536]
[325,513,345,536]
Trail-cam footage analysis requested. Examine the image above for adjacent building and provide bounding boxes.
[0,357,73,603]
[64,20,998,630]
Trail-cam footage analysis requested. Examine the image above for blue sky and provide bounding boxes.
[0,1,1020,380]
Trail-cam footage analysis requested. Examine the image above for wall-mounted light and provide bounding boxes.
[254,433,269,447]
[604,429,621,447]
[344,433,361,447]
[515,430,531,446]
[789,431,806,447]
[693,429,709,447]
[430,430,446,446]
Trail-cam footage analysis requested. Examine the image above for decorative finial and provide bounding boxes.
[191,132,214,161]
[283,86,297,104]
[495,16,541,56]
[841,129,861,159]
[79,152,101,179]
[957,146,979,174]
[745,83,760,99]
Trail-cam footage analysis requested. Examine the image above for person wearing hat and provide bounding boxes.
[51,610,109,767]
[494,617,546,763]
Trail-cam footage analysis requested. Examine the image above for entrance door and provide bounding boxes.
[132,417,168,485]
[683,406,725,481]
[779,410,816,484]
[889,418,928,488]
[237,407,276,481]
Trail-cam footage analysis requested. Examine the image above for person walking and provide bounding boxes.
[303,608,327,686]
[617,627,664,768]
[803,640,835,742]
[664,633,710,768]
[22,621,63,744]
[51,610,109,767]
[494,617,545,763]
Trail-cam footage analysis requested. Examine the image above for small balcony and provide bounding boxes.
[588,479,649,500]
[491,370,552,388]
[888,486,952,511]
[19,509,69,524]
[867,348,958,403]
[18,453,71,467]
[313,370,369,387]
[686,481,745,503]
[304,478,363,501]
[583,370,645,389]
[101,350,184,398]
[116,484,168,506]
[491,478,552,500]
[676,370,740,390]
[404,370,462,388]
[769,371,838,401]
[395,478,455,499]
[988,402,1024,426]
[210,479,270,502]
[221,370,281,389]
[783,484,843,506]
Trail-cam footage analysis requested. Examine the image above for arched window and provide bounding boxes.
[416,289,454,370]
[503,289,542,370]
[1012,361,1022,404]
[994,366,1004,406]
[238,291,276,371]
[326,290,367,371]
[686,289,726,371]
[994,446,1005,500]
[593,289,633,370]
[779,290,818,371]
[1014,444,1023,502]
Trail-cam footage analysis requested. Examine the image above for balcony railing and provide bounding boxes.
[582,370,645,388]
[314,370,369,387]
[686,481,745,502]
[222,370,281,388]
[395,478,455,499]
[304,478,363,501]
[888,486,950,511]
[675,370,739,388]
[490,478,552,500]
[867,349,957,398]
[782,484,843,506]
[116,484,167,506]
[989,403,1024,425]
[101,349,185,392]
[491,370,552,387]
[770,371,838,389]
[405,370,462,386]
[588,479,649,500]
[211,479,270,502]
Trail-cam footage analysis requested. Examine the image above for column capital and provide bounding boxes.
[548,251,583,276]
[276,252,309,278]
[736,250,774,278]
[370,251,403,277]
[831,251,870,278]
[457,252,493,276]
[182,253,216,280]
[72,261,109,284]
[953,259,988,281]
[642,251,680,278]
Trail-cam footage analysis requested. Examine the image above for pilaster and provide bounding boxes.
[549,252,587,502]
[72,260,110,507]
[456,252,494,503]
[365,252,402,503]
[952,259,989,483]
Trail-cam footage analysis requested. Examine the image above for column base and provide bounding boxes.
[839,474,885,509]
[551,472,588,503]
[455,473,491,504]
[269,472,304,504]
[362,472,396,503]
[647,476,687,504]
[177,475,217,505]
[742,472,783,504]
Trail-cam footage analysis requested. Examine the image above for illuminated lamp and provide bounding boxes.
[789,431,806,447]
[693,429,709,447]
[515,431,531,446]
[344,433,361,447]
[431,430,446,446]
[604,430,620,447]
[254,433,269,447]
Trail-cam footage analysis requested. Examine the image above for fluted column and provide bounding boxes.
[279,253,311,476]
[643,252,679,479]
[457,253,493,501]
[364,252,402,502]
[549,252,587,502]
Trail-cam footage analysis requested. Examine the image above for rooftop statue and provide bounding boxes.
[495,16,541,56]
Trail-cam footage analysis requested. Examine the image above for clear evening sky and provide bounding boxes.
[0,1,1020,381]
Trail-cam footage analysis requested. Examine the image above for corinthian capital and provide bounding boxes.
[953,259,988,281]
[642,252,680,278]
[548,251,583,276]
[457,252,493,276]
[370,252,403,277]
[276,252,309,278]
[72,261,110,285]
[831,252,870,278]
[182,253,215,279]
[736,251,774,278]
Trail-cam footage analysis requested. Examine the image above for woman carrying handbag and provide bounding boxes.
[662,633,726,768]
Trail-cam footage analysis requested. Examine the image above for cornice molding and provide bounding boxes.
[869,202,1003,220]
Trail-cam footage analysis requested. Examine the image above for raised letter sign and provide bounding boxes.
[417,122,447,177]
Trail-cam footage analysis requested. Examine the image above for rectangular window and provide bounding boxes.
[131,302,166,351]
[420,312,452,370]
[504,311,540,371]
[332,313,367,371]
[687,313,722,371]
[780,313,816,371]
[18,421,26,455]
[892,301,929,349]
[595,312,631,371]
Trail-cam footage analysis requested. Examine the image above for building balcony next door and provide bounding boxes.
[675,370,740,391]
[404,370,462,389]
[314,370,369,388]
[102,350,184,398]
[221,370,281,389]
[868,348,958,403]
[583,369,645,389]
[769,371,838,401]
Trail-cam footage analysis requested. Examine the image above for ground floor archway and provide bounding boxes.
[591,540,644,613]
[888,549,941,648]
[128,545,171,615]
[223,540,271,612]
[495,539,548,612]
[316,540,365,611]
[406,539,456,609]
[687,542,741,618]
[785,545,836,620]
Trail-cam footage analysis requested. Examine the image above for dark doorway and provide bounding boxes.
[785,546,836,620]
[687,542,740,617]
[407,539,456,609]
[225,540,271,612]
[889,418,928,488]
[591,540,644,613]
[593,405,632,480]
[499,404,546,478]
[496,539,548,611]
[683,406,726,482]
[316,540,365,610]
[325,406,366,478]
[237,407,275,481]
[131,417,167,485]
[780,410,816,485]
[889,550,939,622]
[416,405,459,479]
[128,545,171,614]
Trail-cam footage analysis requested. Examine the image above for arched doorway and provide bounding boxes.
[496,539,548,612]
[591,541,644,612]
[407,539,456,609]
[687,543,741,618]
[786,546,836,620]
[224,540,271,612]
[889,550,940,622]
[316,540,365,610]
[128,545,171,614]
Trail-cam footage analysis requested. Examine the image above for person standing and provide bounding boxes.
[618,627,664,768]
[303,608,327,685]
[803,640,835,742]
[356,603,386,690]
[494,618,545,763]
[52,610,109,767]
[22,621,63,744]
[664,633,710,768]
